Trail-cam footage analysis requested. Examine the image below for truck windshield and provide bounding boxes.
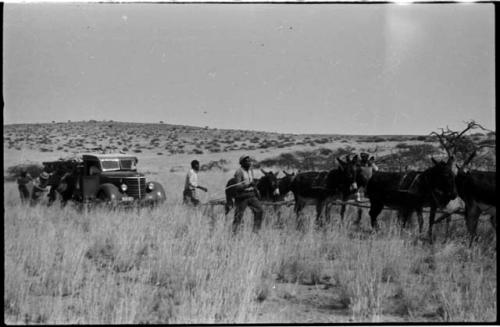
[100,160,121,171]
[120,159,137,170]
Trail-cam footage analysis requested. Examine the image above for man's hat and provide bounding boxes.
[39,172,50,180]
[239,155,250,164]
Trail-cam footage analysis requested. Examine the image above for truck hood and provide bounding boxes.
[100,171,145,178]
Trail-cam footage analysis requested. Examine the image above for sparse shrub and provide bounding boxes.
[200,159,228,171]
[416,135,428,141]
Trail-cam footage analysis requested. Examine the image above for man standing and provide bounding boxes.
[232,155,264,234]
[356,152,378,202]
[183,160,208,206]
[30,171,50,206]
[360,152,378,171]
[17,169,32,204]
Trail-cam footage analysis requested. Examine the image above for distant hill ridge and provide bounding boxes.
[4,120,432,137]
[4,121,493,159]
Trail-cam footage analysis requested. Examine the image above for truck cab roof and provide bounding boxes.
[81,153,138,161]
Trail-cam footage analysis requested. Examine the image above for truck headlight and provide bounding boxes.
[120,184,128,192]
[147,182,155,191]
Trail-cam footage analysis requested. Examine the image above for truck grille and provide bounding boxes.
[124,177,146,199]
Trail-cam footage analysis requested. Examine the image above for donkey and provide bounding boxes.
[437,153,496,246]
[456,169,496,246]
[258,170,296,227]
[289,155,359,228]
[365,157,458,241]
[340,155,378,223]
[225,170,280,215]
[255,169,281,202]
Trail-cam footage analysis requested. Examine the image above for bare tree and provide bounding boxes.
[430,120,495,167]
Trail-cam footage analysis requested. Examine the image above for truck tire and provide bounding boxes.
[97,183,121,206]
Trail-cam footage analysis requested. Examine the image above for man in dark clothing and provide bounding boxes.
[30,171,50,206]
[232,155,264,234]
[17,169,32,204]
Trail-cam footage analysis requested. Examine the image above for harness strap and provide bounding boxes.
[421,172,441,206]
[406,173,420,193]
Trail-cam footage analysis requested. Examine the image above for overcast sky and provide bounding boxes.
[3,3,495,135]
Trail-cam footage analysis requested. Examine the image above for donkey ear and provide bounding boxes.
[337,158,346,170]
[431,157,438,166]
[446,155,456,166]
[369,156,375,162]
[260,169,267,175]
[283,170,289,176]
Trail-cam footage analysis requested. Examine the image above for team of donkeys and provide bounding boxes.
[226,153,495,245]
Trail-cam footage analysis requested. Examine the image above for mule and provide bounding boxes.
[365,157,458,241]
[259,171,296,227]
[289,156,359,228]
[340,156,377,223]
[457,169,496,245]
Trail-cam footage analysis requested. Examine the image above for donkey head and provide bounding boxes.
[428,156,458,205]
[337,155,358,193]
[356,155,377,188]
[260,169,281,198]
[278,171,296,196]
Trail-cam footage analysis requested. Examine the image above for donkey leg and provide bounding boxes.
[398,209,409,230]
[427,206,437,243]
[340,204,347,222]
[439,212,453,244]
[416,208,424,234]
[325,202,333,225]
[465,202,481,247]
[369,202,383,230]
[295,201,306,230]
[354,207,363,226]
[315,201,325,228]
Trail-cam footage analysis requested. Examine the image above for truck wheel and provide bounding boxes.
[97,183,121,206]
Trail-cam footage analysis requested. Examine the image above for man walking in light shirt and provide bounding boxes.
[183,160,208,206]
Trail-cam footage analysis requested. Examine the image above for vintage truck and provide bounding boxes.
[42,153,166,207]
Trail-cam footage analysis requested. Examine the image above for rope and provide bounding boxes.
[200,198,467,218]
[224,181,247,190]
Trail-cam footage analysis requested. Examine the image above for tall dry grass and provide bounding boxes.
[4,182,496,324]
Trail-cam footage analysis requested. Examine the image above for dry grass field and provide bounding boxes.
[3,121,497,323]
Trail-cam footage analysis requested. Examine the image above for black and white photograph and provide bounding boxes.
[3,1,496,324]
